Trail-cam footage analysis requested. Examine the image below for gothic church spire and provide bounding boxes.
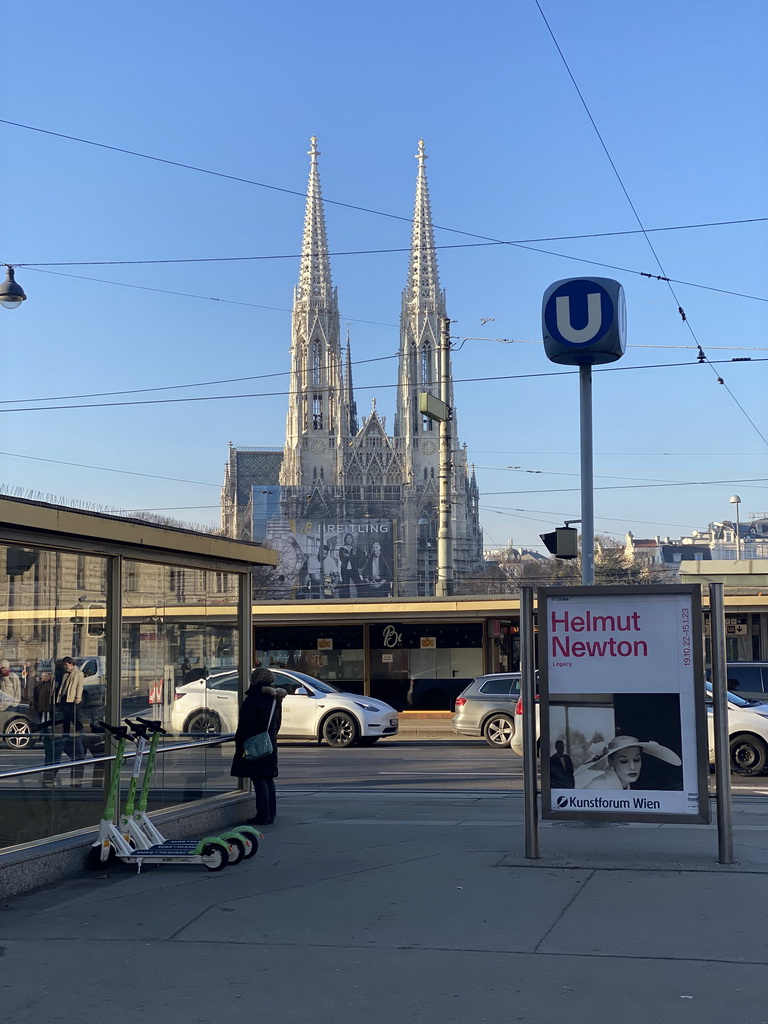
[281,138,346,487]
[297,136,334,305]
[405,139,442,307]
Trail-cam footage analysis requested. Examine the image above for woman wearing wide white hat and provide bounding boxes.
[575,735,681,791]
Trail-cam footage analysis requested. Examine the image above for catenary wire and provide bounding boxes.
[0,356,762,414]
[16,244,767,306]
[4,119,765,439]
[3,117,765,261]
[533,0,767,446]
[0,352,401,405]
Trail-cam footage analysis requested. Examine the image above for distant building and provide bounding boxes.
[625,515,768,572]
[221,446,283,541]
[221,139,483,595]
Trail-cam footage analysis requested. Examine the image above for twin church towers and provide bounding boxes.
[223,138,482,596]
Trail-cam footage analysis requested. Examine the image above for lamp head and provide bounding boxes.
[0,266,27,309]
[729,495,741,506]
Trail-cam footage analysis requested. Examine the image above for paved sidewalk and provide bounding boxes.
[2,790,766,1024]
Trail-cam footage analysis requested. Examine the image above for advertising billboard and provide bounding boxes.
[539,585,709,824]
[265,518,395,599]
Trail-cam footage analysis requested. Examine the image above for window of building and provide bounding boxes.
[312,340,322,386]
[312,394,323,430]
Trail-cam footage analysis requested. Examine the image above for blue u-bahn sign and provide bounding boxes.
[542,277,626,365]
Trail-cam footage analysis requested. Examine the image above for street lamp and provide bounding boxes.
[729,495,742,560]
[0,266,27,309]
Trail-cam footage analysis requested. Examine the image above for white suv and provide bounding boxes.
[170,668,399,748]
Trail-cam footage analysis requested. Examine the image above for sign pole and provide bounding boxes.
[542,277,626,586]
[709,583,734,864]
[579,365,595,585]
[521,587,539,859]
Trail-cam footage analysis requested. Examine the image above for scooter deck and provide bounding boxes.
[128,840,202,856]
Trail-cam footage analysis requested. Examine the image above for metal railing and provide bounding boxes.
[0,733,235,780]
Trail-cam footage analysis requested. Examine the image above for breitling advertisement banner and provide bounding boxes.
[538,585,709,824]
[265,518,395,600]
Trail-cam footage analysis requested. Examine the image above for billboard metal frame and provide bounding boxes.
[538,584,710,826]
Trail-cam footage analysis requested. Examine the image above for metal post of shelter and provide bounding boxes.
[521,587,539,859]
[709,583,734,864]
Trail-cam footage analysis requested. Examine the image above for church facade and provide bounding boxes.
[221,139,482,597]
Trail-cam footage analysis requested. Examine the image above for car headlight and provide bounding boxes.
[354,701,381,712]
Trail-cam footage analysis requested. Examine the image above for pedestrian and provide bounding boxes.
[32,670,61,783]
[0,660,22,706]
[230,667,286,826]
[57,657,85,785]
[549,739,575,789]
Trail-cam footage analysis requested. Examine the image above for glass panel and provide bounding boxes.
[370,648,484,710]
[0,544,109,848]
[120,561,242,813]
[0,549,248,852]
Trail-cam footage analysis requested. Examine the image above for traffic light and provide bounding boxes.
[6,546,39,577]
[540,527,578,559]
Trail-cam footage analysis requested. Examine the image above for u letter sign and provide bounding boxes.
[542,277,626,365]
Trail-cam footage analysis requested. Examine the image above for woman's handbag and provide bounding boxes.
[243,699,276,761]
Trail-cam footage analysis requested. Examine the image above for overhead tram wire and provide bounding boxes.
[0,352,401,405]
[533,0,768,447]
[0,357,763,415]
[4,335,765,408]
[0,356,765,411]
[2,118,765,304]
[14,240,768,306]
[1,447,760,502]
[2,117,765,262]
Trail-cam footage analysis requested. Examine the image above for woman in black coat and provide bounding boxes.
[230,667,286,825]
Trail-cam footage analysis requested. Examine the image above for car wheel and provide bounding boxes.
[730,733,768,774]
[322,712,359,748]
[3,717,34,750]
[357,736,380,746]
[183,710,222,740]
[483,714,515,748]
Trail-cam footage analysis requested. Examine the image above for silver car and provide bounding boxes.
[452,673,523,747]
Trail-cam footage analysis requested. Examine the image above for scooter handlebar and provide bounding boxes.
[135,716,167,736]
[101,722,131,740]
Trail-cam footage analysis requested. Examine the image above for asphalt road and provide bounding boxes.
[3,737,768,796]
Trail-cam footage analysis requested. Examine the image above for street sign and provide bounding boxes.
[542,277,626,365]
[419,391,449,422]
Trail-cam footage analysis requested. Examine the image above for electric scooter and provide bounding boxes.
[126,717,261,864]
[88,722,231,873]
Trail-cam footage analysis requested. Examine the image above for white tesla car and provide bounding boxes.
[170,668,399,748]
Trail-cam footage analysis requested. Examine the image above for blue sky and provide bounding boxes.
[2,0,766,552]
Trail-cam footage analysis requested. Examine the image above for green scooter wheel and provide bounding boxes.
[202,843,228,871]
[226,836,246,865]
[236,825,261,857]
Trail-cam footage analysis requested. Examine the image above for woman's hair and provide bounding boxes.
[249,666,276,687]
